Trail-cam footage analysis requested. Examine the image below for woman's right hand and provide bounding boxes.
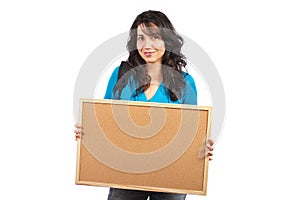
[74,123,83,141]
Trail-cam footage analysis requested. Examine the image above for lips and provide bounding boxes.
[144,52,155,57]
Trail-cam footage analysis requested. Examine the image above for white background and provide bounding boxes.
[1,0,299,199]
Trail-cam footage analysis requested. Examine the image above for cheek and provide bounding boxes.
[136,42,142,50]
[137,49,144,57]
[156,41,165,50]
[157,43,165,54]
[158,49,166,58]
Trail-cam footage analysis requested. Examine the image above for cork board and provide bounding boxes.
[76,99,212,195]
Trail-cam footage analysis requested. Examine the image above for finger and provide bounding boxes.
[75,123,83,129]
[208,138,214,146]
[75,132,81,136]
[75,134,81,140]
[206,145,214,151]
[207,151,213,157]
[74,128,82,134]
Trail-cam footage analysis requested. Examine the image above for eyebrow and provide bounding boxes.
[137,32,160,38]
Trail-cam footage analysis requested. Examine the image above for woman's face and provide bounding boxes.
[136,24,166,64]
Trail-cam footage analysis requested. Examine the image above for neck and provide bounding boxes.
[146,63,163,83]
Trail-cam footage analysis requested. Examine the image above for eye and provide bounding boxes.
[137,35,144,41]
[152,35,160,40]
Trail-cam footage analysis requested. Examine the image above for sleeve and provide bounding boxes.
[182,74,198,105]
[104,66,120,99]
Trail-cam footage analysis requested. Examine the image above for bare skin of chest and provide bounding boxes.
[144,82,160,100]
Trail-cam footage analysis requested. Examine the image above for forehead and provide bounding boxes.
[137,23,160,35]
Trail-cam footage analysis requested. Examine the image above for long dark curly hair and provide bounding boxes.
[113,10,187,101]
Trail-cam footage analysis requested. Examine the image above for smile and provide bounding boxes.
[144,52,155,57]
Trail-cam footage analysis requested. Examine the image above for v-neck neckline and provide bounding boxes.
[143,82,162,101]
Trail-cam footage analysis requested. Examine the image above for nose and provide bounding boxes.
[144,38,153,49]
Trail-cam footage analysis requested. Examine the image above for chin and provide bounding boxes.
[143,58,158,63]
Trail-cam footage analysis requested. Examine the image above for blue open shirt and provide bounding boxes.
[104,66,197,105]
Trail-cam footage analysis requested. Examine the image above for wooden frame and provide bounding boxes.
[76,99,212,195]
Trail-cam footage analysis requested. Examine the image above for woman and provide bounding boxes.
[75,10,214,200]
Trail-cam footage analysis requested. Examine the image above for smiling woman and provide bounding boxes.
[113,10,189,103]
[136,24,166,64]
[74,10,214,200]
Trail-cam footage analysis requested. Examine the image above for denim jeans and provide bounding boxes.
[107,188,186,200]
